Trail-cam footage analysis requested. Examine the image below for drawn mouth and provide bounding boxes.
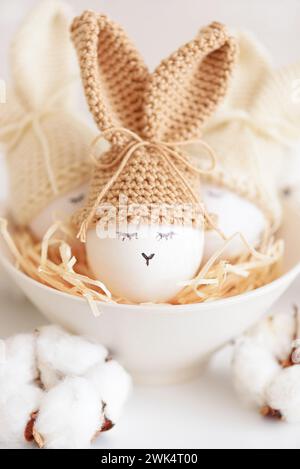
[141,253,155,266]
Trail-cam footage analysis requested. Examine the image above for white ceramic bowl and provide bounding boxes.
[1,199,300,385]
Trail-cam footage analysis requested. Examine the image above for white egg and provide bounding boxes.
[29,184,88,240]
[202,184,266,261]
[86,224,204,303]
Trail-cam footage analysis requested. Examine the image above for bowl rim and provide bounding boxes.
[1,243,300,313]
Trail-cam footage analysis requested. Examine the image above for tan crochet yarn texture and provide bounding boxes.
[195,32,300,232]
[71,11,237,239]
[0,1,97,227]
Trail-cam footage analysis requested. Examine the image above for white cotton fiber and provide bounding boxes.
[232,337,281,407]
[0,325,130,449]
[249,311,296,362]
[36,325,108,389]
[265,365,300,423]
[0,384,43,446]
[85,360,132,423]
[0,333,37,390]
[34,376,102,449]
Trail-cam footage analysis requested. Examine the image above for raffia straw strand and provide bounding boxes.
[0,217,283,308]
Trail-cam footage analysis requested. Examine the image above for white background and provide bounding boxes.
[0,0,300,450]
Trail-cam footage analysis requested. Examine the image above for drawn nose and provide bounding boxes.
[142,253,155,266]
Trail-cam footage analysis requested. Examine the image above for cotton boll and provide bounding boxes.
[34,377,102,449]
[232,337,281,407]
[85,360,132,424]
[265,366,300,423]
[36,326,108,390]
[202,184,266,261]
[37,365,61,392]
[249,311,296,362]
[29,184,88,241]
[86,224,204,303]
[0,333,37,389]
[0,384,43,446]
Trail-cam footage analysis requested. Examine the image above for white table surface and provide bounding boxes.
[1,263,300,450]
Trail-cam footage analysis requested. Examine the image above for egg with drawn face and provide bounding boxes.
[86,223,204,303]
[202,183,266,262]
[29,184,88,240]
[68,12,238,304]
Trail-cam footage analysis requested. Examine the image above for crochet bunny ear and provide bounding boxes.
[142,22,237,142]
[11,0,77,111]
[71,11,149,139]
[201,32,273,132]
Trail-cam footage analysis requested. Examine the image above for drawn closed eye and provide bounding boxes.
[156,231,176,241]
[69,193,85,204]
[117,232,138,241]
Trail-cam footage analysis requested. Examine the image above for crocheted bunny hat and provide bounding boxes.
[0,1,97,227]
[71,11,237,240]
[197,32,299,233]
